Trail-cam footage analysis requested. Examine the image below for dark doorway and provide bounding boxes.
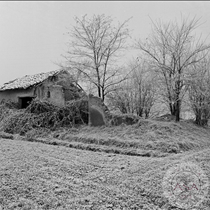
[18,97,34,109]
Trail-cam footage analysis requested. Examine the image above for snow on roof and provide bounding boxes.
[0,69,62,91]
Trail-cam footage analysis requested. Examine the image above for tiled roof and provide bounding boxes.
[0,70,62,91]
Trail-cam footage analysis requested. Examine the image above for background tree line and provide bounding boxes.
[60,14,210,126]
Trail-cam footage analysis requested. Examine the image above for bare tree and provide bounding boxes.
[61,14,131,101]
[136,16,210,121]
[132,58,157,118]
[188,56,210,126]
[107,58,156,118]
[107,78,135,114]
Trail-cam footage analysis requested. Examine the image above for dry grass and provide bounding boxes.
[34,119,210,157]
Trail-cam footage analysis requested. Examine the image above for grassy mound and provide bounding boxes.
[1,100,210,158]
[54,119,210,154]
[16,118,210,157]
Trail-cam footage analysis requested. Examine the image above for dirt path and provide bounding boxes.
[0,138,209,210]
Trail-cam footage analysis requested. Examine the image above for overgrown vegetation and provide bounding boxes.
[0,99,88,135]
[188,56,210,126]
[107,113,140,126]
[11,116,210,158]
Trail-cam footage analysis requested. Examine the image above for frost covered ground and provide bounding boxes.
[0,120,210,210]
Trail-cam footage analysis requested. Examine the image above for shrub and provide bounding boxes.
[0,131,14,139]
[108,113,140,126]
[0,99,19,109]
[1,98,89,135]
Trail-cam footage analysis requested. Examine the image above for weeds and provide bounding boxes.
[0,99,88,135]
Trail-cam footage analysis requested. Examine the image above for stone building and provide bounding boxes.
[0,69,83,108]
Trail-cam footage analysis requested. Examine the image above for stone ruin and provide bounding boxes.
[88,94,108,126]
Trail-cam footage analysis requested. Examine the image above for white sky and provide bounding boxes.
[0,1,210,85]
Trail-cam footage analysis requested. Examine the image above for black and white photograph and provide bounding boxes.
[0,1,210,209]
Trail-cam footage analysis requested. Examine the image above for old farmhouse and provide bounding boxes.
[0,69,83,108]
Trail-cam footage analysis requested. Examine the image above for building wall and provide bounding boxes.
[55,72,82,101]
[0,82,65,107]
[0,70,81,107]
[35,83,65,107]
[34,70,76,106]
[0,88,35,103]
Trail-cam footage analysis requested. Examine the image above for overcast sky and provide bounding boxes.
[0,1,210,85]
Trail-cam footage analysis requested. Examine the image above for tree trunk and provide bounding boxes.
[169,100,180,121]
[98,86,101,98]
[169,102,176,116]
[175,99,181,122]
[102,88,105,102]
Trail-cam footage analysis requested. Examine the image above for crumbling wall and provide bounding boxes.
[47,85,65,107]
[88,95,107,126]
[0,88,35,103]
[35,70,82,107]
[54,71,82,101]
[35,82,65,107]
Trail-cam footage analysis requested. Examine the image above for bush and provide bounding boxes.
[25,100,56,114]
[108,113,140,126]
[0,131,14,139]
[0,101,21,132]
[0,100,20,122]
[1,99,89,135]
[0,99,19,109]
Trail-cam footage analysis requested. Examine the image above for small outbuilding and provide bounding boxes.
[0,69,83,108]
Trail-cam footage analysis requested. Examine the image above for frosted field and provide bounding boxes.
[0,120,210,209]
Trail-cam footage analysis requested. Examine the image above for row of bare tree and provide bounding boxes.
[60,14,210,125]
